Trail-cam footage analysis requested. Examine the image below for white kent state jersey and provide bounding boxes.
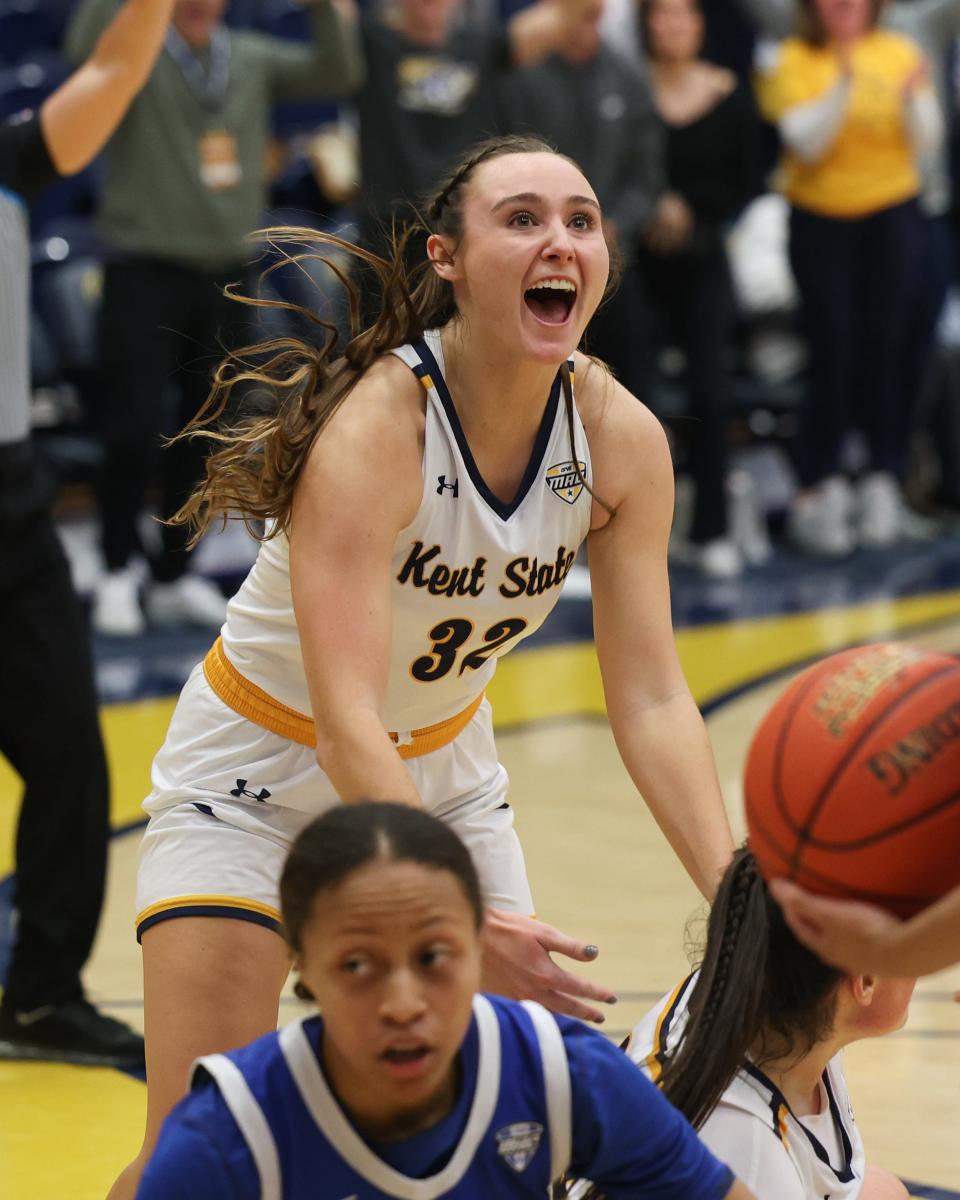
[219,329,592,734]
[629,974,866,1200]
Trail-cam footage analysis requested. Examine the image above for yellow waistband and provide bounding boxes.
[202,637,484,760]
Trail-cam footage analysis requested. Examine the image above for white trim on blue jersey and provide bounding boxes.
[276,995,505,1198]
[191,1052,282,1200]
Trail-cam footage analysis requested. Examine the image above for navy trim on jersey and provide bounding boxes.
[136,905,284,943]
[413,337,562,521]
[743,1062,856,1184]
[653,973,697,1064]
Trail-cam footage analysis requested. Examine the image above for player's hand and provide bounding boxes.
[770,880,903,975]
[480,908,618,1024]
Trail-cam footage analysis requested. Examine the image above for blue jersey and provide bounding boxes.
[137,994,734,1199]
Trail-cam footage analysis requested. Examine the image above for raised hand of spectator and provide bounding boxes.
[645,191,694,253]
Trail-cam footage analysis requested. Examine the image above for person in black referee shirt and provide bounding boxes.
[0,0,174,1066]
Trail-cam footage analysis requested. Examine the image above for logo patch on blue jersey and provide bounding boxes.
[545,461,586,505]
[495,1121,544,1172]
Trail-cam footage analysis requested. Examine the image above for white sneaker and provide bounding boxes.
[698,538,744,579]
[728,468,772,566]
[857,472,901,548]
[92,568,145,637]
[145,575,228,629]
[787,475,855,558]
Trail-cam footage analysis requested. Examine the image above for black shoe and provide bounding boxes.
[0,997,145,1069]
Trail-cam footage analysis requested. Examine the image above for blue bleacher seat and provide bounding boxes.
[0,0,62,66]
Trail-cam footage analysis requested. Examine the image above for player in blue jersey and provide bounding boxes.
[136,803,754,1199]
[111,134,737,1199]
[583,849,913,1200]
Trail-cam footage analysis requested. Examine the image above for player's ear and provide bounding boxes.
[427,234,461,282]
[850,974,877,1006]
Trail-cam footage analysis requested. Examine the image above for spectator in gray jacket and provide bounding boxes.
[65,0,363,637]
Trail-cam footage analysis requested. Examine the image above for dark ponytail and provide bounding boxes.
[659,847,843,1130]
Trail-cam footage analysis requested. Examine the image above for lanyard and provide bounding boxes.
[164,26,232,113]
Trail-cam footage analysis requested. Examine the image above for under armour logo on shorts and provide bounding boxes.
[230,779,272,802]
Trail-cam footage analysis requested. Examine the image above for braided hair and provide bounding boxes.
[659,847,843,1130]
[169,133,616,541]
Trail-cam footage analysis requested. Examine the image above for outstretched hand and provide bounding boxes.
[481,908,618,1024]
[770,880,904,976]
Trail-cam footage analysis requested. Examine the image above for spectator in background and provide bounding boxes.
[755,0,941,555]
[638,0,761,577]
[0,0,174,1068]
[739,0,960,484]
[65,0,363,637]
[354,0,605,308]
[499,0,668,398]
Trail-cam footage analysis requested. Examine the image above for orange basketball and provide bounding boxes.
[744,642,960,917]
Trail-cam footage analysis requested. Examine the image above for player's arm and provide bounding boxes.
[772,880,960,978]
[561,1018,757,1199]
[289,361,425,808]
[583,366,734,901]
[44,0,174,175]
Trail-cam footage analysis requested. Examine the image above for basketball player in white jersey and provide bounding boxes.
[577,849,913,1200]
[110,135,735,1197]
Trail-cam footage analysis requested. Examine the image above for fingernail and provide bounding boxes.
[584,944,599,958]
[595,1013,605,1024]
[607,995,618,1005]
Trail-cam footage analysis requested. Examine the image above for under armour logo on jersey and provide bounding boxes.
[495,1122,543,1173]
[437,475,459,497]
[230,779,271,802]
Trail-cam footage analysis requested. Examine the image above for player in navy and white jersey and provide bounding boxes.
[571,850,912,1200]
[114,134,736,1198]
[137,805,754,1200]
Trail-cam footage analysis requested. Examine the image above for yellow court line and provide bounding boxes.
[1,588,959,875]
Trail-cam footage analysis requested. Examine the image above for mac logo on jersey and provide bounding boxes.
[545,460,586,505]
[495,1121,544,1172]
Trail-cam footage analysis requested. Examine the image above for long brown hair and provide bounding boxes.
[659,847,844,1130]
[169,134,616,545]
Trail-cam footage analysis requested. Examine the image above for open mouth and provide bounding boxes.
[523,278,577,326]
[382,1045,430,1065]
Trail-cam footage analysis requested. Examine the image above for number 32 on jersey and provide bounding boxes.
[411,618,528,682]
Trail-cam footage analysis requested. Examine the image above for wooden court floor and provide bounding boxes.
[1,593,959,1197]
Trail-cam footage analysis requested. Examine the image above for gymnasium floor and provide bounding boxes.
[1,522,960,1198]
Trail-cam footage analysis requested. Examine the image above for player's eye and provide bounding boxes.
[419,944,451,968]
[341,955,369,975]
[508,211,537,228]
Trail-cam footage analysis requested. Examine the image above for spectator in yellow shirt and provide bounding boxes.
[755,0,941,556]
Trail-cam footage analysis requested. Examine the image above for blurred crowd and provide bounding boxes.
[7,0,960,626]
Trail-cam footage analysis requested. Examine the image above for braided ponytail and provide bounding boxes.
[659,847,843,1130]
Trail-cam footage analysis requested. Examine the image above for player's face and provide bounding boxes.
[645,0,704,63]
[813,0,872,42]
[173,0,227,47]
[860,976,916,1036]
[434,152,610,365]
[296,858,482,1137]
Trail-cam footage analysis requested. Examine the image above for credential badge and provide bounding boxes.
[495,1121,544,1173]
[545,460,586,505]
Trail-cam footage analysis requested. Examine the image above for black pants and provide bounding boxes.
[789,199,922,487]
[637,246,734,544]
[0,512,109,1013]
[95,257,247,581]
